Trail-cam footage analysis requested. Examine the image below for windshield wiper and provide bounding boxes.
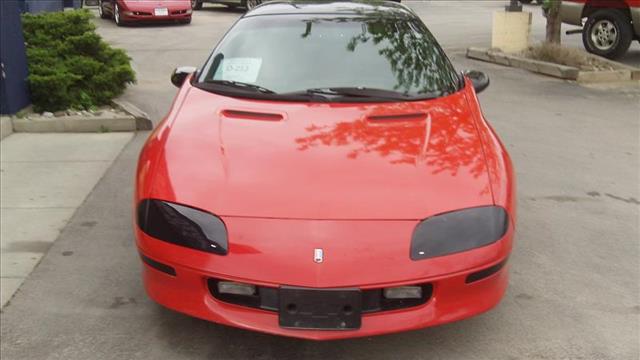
[306,87,410,99]
[289,87,444,101]
[204,80,276,94]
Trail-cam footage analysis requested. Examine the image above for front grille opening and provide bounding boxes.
[207,279,432,313]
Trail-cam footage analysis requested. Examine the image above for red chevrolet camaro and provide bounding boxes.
[98,0,193,26]
[135,1,516,340]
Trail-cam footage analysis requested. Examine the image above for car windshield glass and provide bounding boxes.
[197,13,460,100]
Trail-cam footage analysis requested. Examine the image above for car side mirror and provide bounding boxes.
[463,70,490,93]
[171,66,198,88]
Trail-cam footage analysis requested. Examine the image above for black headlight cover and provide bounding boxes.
[137,199,228,255]
[410,206,508,260]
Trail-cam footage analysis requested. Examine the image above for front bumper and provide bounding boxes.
[120,9,191,22]
[139,254,509,340]
[136,218,513,340]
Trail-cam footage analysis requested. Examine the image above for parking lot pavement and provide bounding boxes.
[412,1,640,67]
[0,133,133,308]
[91,1,639,124]
[1,2,638,359]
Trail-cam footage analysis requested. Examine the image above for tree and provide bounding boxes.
[545,0,562,43]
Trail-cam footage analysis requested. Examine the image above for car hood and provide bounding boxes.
[150,86,493,220]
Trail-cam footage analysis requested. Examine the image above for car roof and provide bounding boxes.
[245,1,416,18]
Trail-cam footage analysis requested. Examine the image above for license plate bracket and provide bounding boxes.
[279,287,362,330]
[154,7,168,16]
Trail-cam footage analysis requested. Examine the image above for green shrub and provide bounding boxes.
[22,10,135,112]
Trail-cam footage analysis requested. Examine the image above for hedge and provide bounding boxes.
[22,10,135,112]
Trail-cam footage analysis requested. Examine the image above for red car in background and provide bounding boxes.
[98,0,192,26]
[135,1,516,339]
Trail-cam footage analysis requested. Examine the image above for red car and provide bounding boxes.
[135,1,516,340]
[98,0,192,26]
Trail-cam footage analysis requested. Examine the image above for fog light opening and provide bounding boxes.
[217,281,256,296]
[383,286,422,299]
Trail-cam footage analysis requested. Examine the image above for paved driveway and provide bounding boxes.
[97,0,640,122]
[1,2,638,359]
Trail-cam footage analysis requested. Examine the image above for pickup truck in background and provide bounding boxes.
[560,0,640,58]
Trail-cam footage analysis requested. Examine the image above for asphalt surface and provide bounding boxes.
[0,133,133,307]
[1,2,639,359]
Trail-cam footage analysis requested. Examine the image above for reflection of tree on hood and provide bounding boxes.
[295,99,488,183]
[297,118,426,165]
[292,12,489,194]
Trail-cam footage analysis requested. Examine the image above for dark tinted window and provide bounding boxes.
[198,14,460,99]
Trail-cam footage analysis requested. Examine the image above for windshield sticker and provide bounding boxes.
[216,58,262,83]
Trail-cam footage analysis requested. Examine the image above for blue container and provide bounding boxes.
[63,0,83,8]
[0,0,31,115]
[24,0,64,13]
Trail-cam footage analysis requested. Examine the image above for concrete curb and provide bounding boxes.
[1,116,13,140]
[12,115,137,133]
[111,99,153,130]
[2,98,152,135]
[591,57,640,81]
[466,47,637,83]
[576,70,634,83]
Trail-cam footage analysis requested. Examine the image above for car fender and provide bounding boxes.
[135,75,194,211]
[463,80,517,226]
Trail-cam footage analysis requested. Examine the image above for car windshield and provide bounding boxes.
[196,13,461,101]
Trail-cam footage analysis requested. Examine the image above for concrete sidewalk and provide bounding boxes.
[0,132,133,307]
